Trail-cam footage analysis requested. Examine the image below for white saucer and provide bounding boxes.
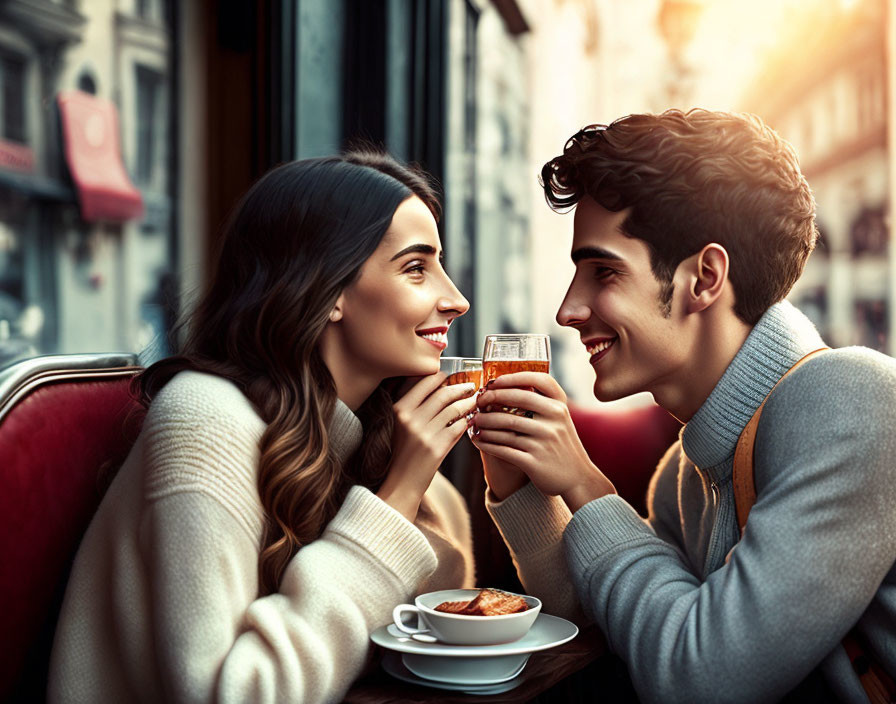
[402,651,531,685]
[371,612,578,658]
[381,652,526,695]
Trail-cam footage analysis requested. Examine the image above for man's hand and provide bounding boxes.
[480,451,529,501]
[470,372,616,511]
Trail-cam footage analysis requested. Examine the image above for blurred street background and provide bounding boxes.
[0,0,892,405]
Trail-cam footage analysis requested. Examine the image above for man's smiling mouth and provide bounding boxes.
[584,336,617,360]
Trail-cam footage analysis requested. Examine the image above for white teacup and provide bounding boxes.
[392,588,541,646]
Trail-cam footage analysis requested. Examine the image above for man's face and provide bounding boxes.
[556,197,692,403]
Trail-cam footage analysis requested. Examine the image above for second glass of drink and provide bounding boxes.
[439,356,484,390]
[481,334,551,386]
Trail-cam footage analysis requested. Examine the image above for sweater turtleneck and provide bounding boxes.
[329,397,363,468]
[681,300,825,475]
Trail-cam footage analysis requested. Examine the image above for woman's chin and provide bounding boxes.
[400,360,440,378]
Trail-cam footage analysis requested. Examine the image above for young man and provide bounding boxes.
[471,109,896,703]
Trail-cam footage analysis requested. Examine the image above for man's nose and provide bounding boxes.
[556,287,589,328]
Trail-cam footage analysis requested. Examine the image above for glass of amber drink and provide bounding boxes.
[481,334,550,386]
[439,356,483,390]
[481,334,550,419]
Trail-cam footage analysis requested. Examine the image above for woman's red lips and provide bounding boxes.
[417,326,448,349]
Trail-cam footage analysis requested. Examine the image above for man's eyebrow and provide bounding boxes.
[390,244,442,261]
[571,246,625,264]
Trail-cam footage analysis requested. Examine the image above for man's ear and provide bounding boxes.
[684,243,729,314]
[329,294,344,322]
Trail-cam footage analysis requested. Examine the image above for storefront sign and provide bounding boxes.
[0,140,34,173]
[57,90,143,223]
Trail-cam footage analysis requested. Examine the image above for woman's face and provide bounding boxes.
[331,195,469,390]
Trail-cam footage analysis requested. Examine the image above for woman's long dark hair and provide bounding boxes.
[136,151,440,594]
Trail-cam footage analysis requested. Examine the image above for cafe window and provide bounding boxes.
[133,0,165,23]
[135,63,165,188]
[463,0,478,154]
[0,53,26,144]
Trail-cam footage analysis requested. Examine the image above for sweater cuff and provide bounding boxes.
[324,486,437,589]
[486,482,572,554]
[564,494,655,569]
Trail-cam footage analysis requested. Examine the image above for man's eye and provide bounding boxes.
[593,266,616,280]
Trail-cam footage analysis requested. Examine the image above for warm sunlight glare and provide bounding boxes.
[688,0,852,110]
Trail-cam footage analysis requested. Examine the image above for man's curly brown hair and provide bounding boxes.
[540,109,817,325]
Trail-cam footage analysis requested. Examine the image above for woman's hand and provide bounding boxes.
[470,372,616,512]
[377,372,478,521]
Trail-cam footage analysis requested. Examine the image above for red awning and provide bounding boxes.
[57,90,143,223]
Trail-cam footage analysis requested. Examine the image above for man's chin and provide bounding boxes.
[592,374,640,403]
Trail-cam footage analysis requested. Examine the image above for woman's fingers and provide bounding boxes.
[418,381,478,419]
[395,372,448,409]
[435,393,479,429]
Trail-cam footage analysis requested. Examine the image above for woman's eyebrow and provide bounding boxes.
[390,244,441,261]
[571,246,625,264]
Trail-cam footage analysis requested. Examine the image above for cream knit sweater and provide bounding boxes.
[48,371,474,704]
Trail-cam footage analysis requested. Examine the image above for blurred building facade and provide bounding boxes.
[0,0,626,404]
[10,0,881,400]
[0,0,175,366]
[0,0,590,382]
[741,0,891,353]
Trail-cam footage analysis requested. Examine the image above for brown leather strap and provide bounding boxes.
[843,630,896,703]
[732,348,829,534]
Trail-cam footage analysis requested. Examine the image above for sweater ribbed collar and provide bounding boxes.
[680,301,825,476]
[329,398,363,468]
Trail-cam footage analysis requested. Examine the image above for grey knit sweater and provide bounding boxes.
[563,301,896,703]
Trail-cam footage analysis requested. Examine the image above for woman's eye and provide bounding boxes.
[404,261,426,275]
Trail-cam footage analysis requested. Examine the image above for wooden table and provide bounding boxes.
[343,627,608,704]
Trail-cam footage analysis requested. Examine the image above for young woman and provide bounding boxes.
[49,151,478,703]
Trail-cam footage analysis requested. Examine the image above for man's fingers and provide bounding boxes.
[484,372,565,400]
[470,438,531,468]
[477,387,556,416]
[473,408,537,434]
[473,428,531,451]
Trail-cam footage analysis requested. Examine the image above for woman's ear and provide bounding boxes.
[329,294,344,322]
[685,243,729,314]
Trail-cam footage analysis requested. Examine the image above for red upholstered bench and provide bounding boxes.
[0,354,144,702]
[569,399,682,516]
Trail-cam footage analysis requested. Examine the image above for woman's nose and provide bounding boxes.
[439,279,470,317]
